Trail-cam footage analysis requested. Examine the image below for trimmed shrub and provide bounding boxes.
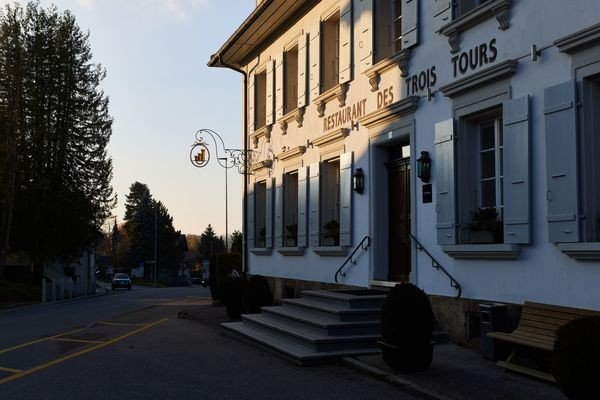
[553,316,600,399]
[220,275,244,320]
[242,275,273,314]
[380,283,435,373]
[208,253,242,301]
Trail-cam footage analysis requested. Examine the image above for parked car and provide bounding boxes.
[191,277,208,287]
[112,273,132,291]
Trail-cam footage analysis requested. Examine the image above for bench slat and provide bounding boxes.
[520,311,574,327]
[516,325,558,338]
[487,332,554,351]
[523,302,600,318]
[519,318,561,332]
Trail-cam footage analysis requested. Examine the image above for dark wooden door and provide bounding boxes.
[388,158,411,282]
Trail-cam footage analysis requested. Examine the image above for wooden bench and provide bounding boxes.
[487,301,600,382]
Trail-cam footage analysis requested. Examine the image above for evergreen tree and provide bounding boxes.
[0,3,115,270]
[199,224,225,257]
[230,230,242,254]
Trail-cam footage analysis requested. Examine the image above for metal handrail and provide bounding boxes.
[409,234,462,298]
[334,236,372,283]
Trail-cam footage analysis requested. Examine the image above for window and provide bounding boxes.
[255,70,266,129]
[283,172,299,246]
[374,0,402,63]
[321,12,340,93]
[284,46,298,115]
[435,92,530,256]
[321,159,340,246]
[254,181,267,247]
[453,0,490,18]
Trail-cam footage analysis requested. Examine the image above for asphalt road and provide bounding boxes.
[0,285,424,400]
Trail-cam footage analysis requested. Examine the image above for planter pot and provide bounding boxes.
[286,238,297,247]
[378,340,433,373]
[322,237,337,246]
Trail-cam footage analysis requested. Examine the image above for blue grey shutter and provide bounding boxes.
[435,119,456,245]
[248,72,255,134]
[298,166,308,247]
[275,53,284,120]
[275,175,283,248]
[309,162,321,247]
[266,59,275,126]
[503,95,531,244]
[266,177,274,248]
[339,0,352,84]
[434,0,451,32]
[298,33,308,108]
[402,0,418,49]
[310,21,321,98]
[544,80,580,243]
[247,188,255,249]
[359,0,373,69]
[340,152,353,246]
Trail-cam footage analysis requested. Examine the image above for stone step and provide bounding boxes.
[301,289,388,309]
[282,297,381,322]
[222,321,380,366]
[262,306,380,336]
[242,313,380,352]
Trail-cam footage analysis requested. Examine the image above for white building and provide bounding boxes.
[208,0,600,340]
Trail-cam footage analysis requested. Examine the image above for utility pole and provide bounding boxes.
[154,206,157,288]
[218,157,229,253]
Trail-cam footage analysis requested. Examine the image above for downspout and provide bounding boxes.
[217,55,249,275]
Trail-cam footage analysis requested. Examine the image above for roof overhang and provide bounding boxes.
[208,0,320,69]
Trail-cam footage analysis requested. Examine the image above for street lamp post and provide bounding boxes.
[218,157,229,253]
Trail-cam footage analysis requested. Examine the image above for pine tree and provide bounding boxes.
[230,230,242,254]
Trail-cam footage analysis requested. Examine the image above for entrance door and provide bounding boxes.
[387,158,411,282]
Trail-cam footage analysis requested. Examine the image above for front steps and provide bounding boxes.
[222,289,387,365]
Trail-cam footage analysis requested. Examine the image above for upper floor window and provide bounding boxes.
[255,70,266,129]
[374,0,402,63]
[284,45,298,115]
[453,0,490,18]
[321,12,340,93]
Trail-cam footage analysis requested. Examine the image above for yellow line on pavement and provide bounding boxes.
[51,338,105,345]
[96,321,146,327]
[0,318,168,386]
[0,366,22,373]
[0,327,89,355]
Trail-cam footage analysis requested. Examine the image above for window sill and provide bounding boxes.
[313,128,349,147]
[439,0,512,53]
[277,247,305,256]
[557,242,600,261]
[364,50,410,91]
[250,247,273,255]
[277,145,306,162]
[314,83,349,117]
[250,124,273,148]
[312,246,348,257]
[441,244,520,259]
[279,107,306,134]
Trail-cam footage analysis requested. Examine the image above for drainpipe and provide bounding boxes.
[217,55,249,275]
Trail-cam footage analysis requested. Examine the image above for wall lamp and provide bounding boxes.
[353,168,365,194]
[417,151,431,183]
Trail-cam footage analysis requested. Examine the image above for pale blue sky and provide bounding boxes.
[2,0,255,236]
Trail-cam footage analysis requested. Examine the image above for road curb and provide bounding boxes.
[341,358,458,400]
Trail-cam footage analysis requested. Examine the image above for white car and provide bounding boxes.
[112,273,132,290]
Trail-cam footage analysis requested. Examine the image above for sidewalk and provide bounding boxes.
[343,343,567,400]
[182,304,566,400]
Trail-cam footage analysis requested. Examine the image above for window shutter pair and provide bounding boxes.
[359,0,419,69]
[308,153,354,248]
[435,96,532,245]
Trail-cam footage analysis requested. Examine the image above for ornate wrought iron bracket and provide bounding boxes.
[190,128,257,174]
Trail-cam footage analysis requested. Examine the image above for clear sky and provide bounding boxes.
[1,0,255,237]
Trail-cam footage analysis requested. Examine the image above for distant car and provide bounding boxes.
[112,273,132,291]
[191,277,208,287]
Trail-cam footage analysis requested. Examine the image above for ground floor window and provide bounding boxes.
[283,172,299,246]
[321,159,340,246]
[254,181,267,247]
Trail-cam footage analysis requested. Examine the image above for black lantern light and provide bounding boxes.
[353,168,365,194]
[416,151,431,183]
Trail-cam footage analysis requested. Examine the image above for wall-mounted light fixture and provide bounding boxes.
[353,168,365,194]
[416,151,431,183]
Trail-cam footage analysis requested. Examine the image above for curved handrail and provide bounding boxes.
[409,234,462,298]
[334,236,372,283]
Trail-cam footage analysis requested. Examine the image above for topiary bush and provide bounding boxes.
[242,275,273,314]
[553,316,600,399]
[208,253,242,301]
[380,283,435,373]
[220,274,245,320]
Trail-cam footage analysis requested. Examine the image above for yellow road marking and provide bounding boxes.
[0,327,88,355]
[0,318,168,386]
[0,366,22,373]
[96,321,146,327]
[51,338,105,345]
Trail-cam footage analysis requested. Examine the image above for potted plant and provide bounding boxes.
[466,207,503,243]
[379,283,435,373]
[285,224,297,247]
[257,227,266,248]
[322,219,340,246]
